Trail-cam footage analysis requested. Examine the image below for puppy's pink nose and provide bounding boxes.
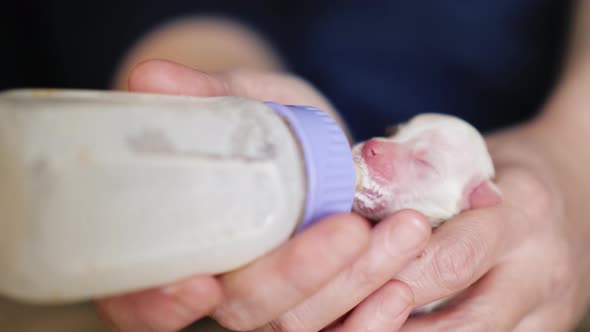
[361,139,407,181]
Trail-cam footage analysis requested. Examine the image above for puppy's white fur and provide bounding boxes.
[353,113,494,226]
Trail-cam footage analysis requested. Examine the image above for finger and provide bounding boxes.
[127,59,230,96]
[256,210,431,332]
[125,60,349,134]
[325,280,415,332]
[396,202,509,308]
[467,179,503,210]
[400,262,542,332]
[212,213,371,331]
[96,275,222,332]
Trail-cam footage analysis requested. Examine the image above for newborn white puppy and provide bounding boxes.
[353,113,496,227]
[352,113,500,313]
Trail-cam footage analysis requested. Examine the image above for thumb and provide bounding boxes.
[127,59,230,97]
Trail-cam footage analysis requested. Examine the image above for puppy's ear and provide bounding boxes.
[384,124,400,137]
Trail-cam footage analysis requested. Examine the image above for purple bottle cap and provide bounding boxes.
[264,102,355,232]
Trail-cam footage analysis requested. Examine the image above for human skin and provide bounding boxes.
[98,6,590,332]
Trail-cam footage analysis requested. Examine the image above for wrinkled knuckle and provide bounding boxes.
[431,238,482,291]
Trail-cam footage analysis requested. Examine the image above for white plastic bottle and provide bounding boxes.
[0,89,355,304]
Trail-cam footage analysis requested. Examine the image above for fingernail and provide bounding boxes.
[387,213,430,253]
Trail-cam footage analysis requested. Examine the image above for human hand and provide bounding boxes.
[385,125,590,331]
[218,107,586,332]
[96,59,433,332]
[97,59,589,332]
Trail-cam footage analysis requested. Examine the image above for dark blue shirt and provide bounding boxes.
[2,1,571,140]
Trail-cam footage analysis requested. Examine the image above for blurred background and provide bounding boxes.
[0,1,587,331]
[0,1,573,140]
